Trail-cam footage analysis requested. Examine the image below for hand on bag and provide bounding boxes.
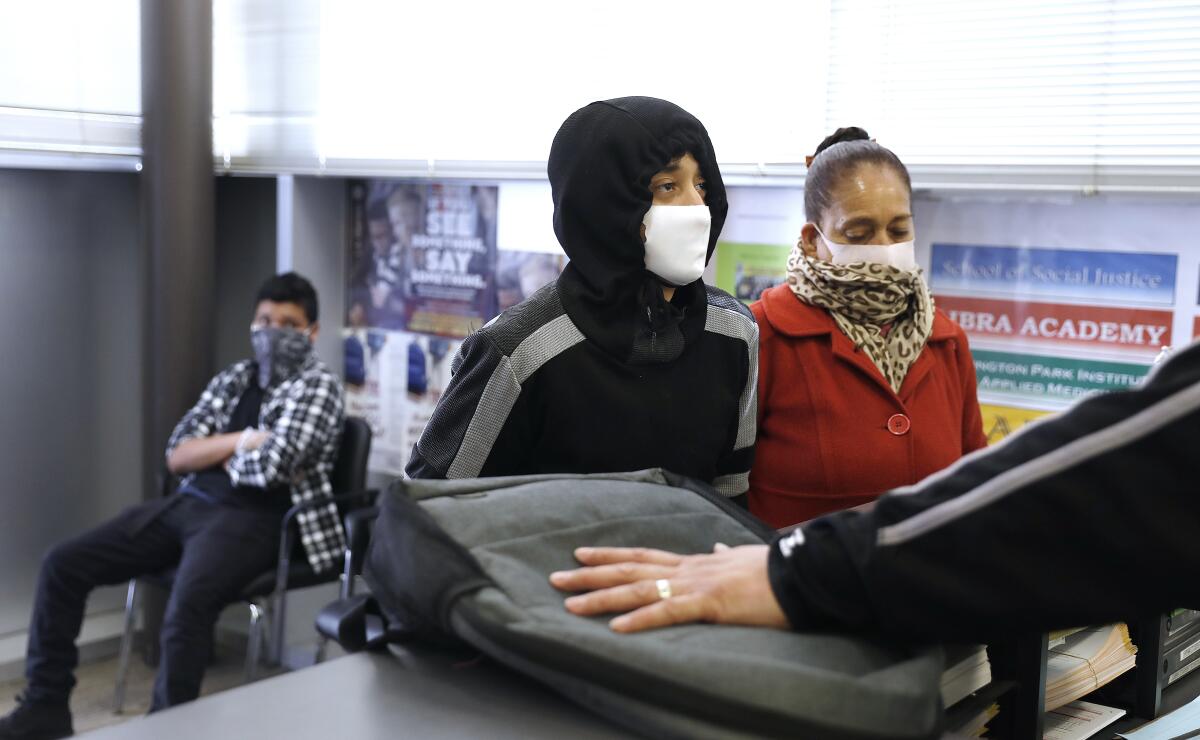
[549,544,789,633]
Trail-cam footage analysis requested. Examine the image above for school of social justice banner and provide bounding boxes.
[930,243,1184,439]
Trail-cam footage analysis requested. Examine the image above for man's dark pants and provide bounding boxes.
[23,495,279,711]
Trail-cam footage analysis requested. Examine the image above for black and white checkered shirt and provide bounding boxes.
[165,354,347,573]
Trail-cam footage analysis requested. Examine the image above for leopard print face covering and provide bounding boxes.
[785,243,934,393]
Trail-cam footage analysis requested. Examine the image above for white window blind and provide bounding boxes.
[0,0,141,170]
[213,0,831,180]
[213,0,321,171]
[826,0,1200,192]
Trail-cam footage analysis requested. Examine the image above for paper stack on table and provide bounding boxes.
[1045,624,1138,711]
[1049,626,1090,650]
[942,644,993,708]
[1043,700,1126,740]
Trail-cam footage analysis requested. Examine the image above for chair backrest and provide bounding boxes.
[331,416,372,501]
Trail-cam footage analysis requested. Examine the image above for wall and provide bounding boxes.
[214,175,278,367]
[0,168,143,664]
[911,191,1200,350]
[287,176,346,371]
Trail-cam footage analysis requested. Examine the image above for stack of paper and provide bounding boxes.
[1048,626,1089,650]
[942,644,992,708]
[1045,624,1138,712]
[1043,700,1126,740]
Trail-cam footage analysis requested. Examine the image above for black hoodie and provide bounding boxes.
[550,96,728,364]
[407,97,757,497]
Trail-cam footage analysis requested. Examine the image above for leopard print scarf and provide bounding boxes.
[785,244,934,393]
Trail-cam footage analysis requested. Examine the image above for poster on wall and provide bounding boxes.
[343,327,403,473]
[343,180,569,476]
[343,327,387,433]
[343,247,563,476]
[971,349,1150,408]
[929,241,1179,413]
[393,332,460,473]
[343,327,462,476]
[979,403,1053,445]
[937,297,1172,357]
[929,244,1177,307]
[495,250,565,313]
[347,181,498,337]
[932,243,1177,372]
[1194,264,1200,341]
[713,241,790,304]
[710,186,804,304]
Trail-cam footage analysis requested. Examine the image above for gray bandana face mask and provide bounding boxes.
[250,327,312,388]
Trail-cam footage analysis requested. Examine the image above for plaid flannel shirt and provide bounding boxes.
[165,354,347,573]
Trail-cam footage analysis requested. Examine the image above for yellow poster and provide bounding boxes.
[980,404,1054,445]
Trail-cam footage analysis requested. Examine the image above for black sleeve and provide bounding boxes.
[406,331,530,479]
[768,341,1200,643]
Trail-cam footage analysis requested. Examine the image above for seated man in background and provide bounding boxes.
[0,273,345,740]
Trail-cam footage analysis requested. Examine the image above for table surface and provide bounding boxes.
[80,641,1147,740]
[80,646,632,739]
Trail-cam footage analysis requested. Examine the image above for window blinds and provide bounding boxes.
[825,0,1200,191]
[213,0,829,179]
[0,0,140,170]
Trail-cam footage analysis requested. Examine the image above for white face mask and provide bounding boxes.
[642,204,711,287]
[815,226,918,272]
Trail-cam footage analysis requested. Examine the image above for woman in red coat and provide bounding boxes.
[749,127,986,528]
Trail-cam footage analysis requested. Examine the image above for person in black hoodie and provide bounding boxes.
[406,97,758,502]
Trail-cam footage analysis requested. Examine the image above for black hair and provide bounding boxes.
[804,126,912,225]
[255,272,319,324]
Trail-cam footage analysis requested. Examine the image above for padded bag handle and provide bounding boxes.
[315,593,399,653]
[362,483,493,639]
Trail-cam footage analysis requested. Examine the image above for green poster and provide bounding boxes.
[972,349,1149,407]
[714,241,790,304]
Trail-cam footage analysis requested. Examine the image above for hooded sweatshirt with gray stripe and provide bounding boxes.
[768,339,1200,641]
[406,97,757,497]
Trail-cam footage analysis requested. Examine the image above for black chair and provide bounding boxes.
[314,499,391,652]
[112,417,373,712]
[312,502,382,654]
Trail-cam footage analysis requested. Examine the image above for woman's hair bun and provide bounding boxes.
[802,127,910,223]
[813,126,871,160]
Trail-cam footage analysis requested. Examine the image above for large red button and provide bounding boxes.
[887,414,911,436]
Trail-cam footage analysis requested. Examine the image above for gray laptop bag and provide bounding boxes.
[362,469,945,740]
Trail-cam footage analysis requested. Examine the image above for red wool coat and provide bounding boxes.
[748,284,987,528]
